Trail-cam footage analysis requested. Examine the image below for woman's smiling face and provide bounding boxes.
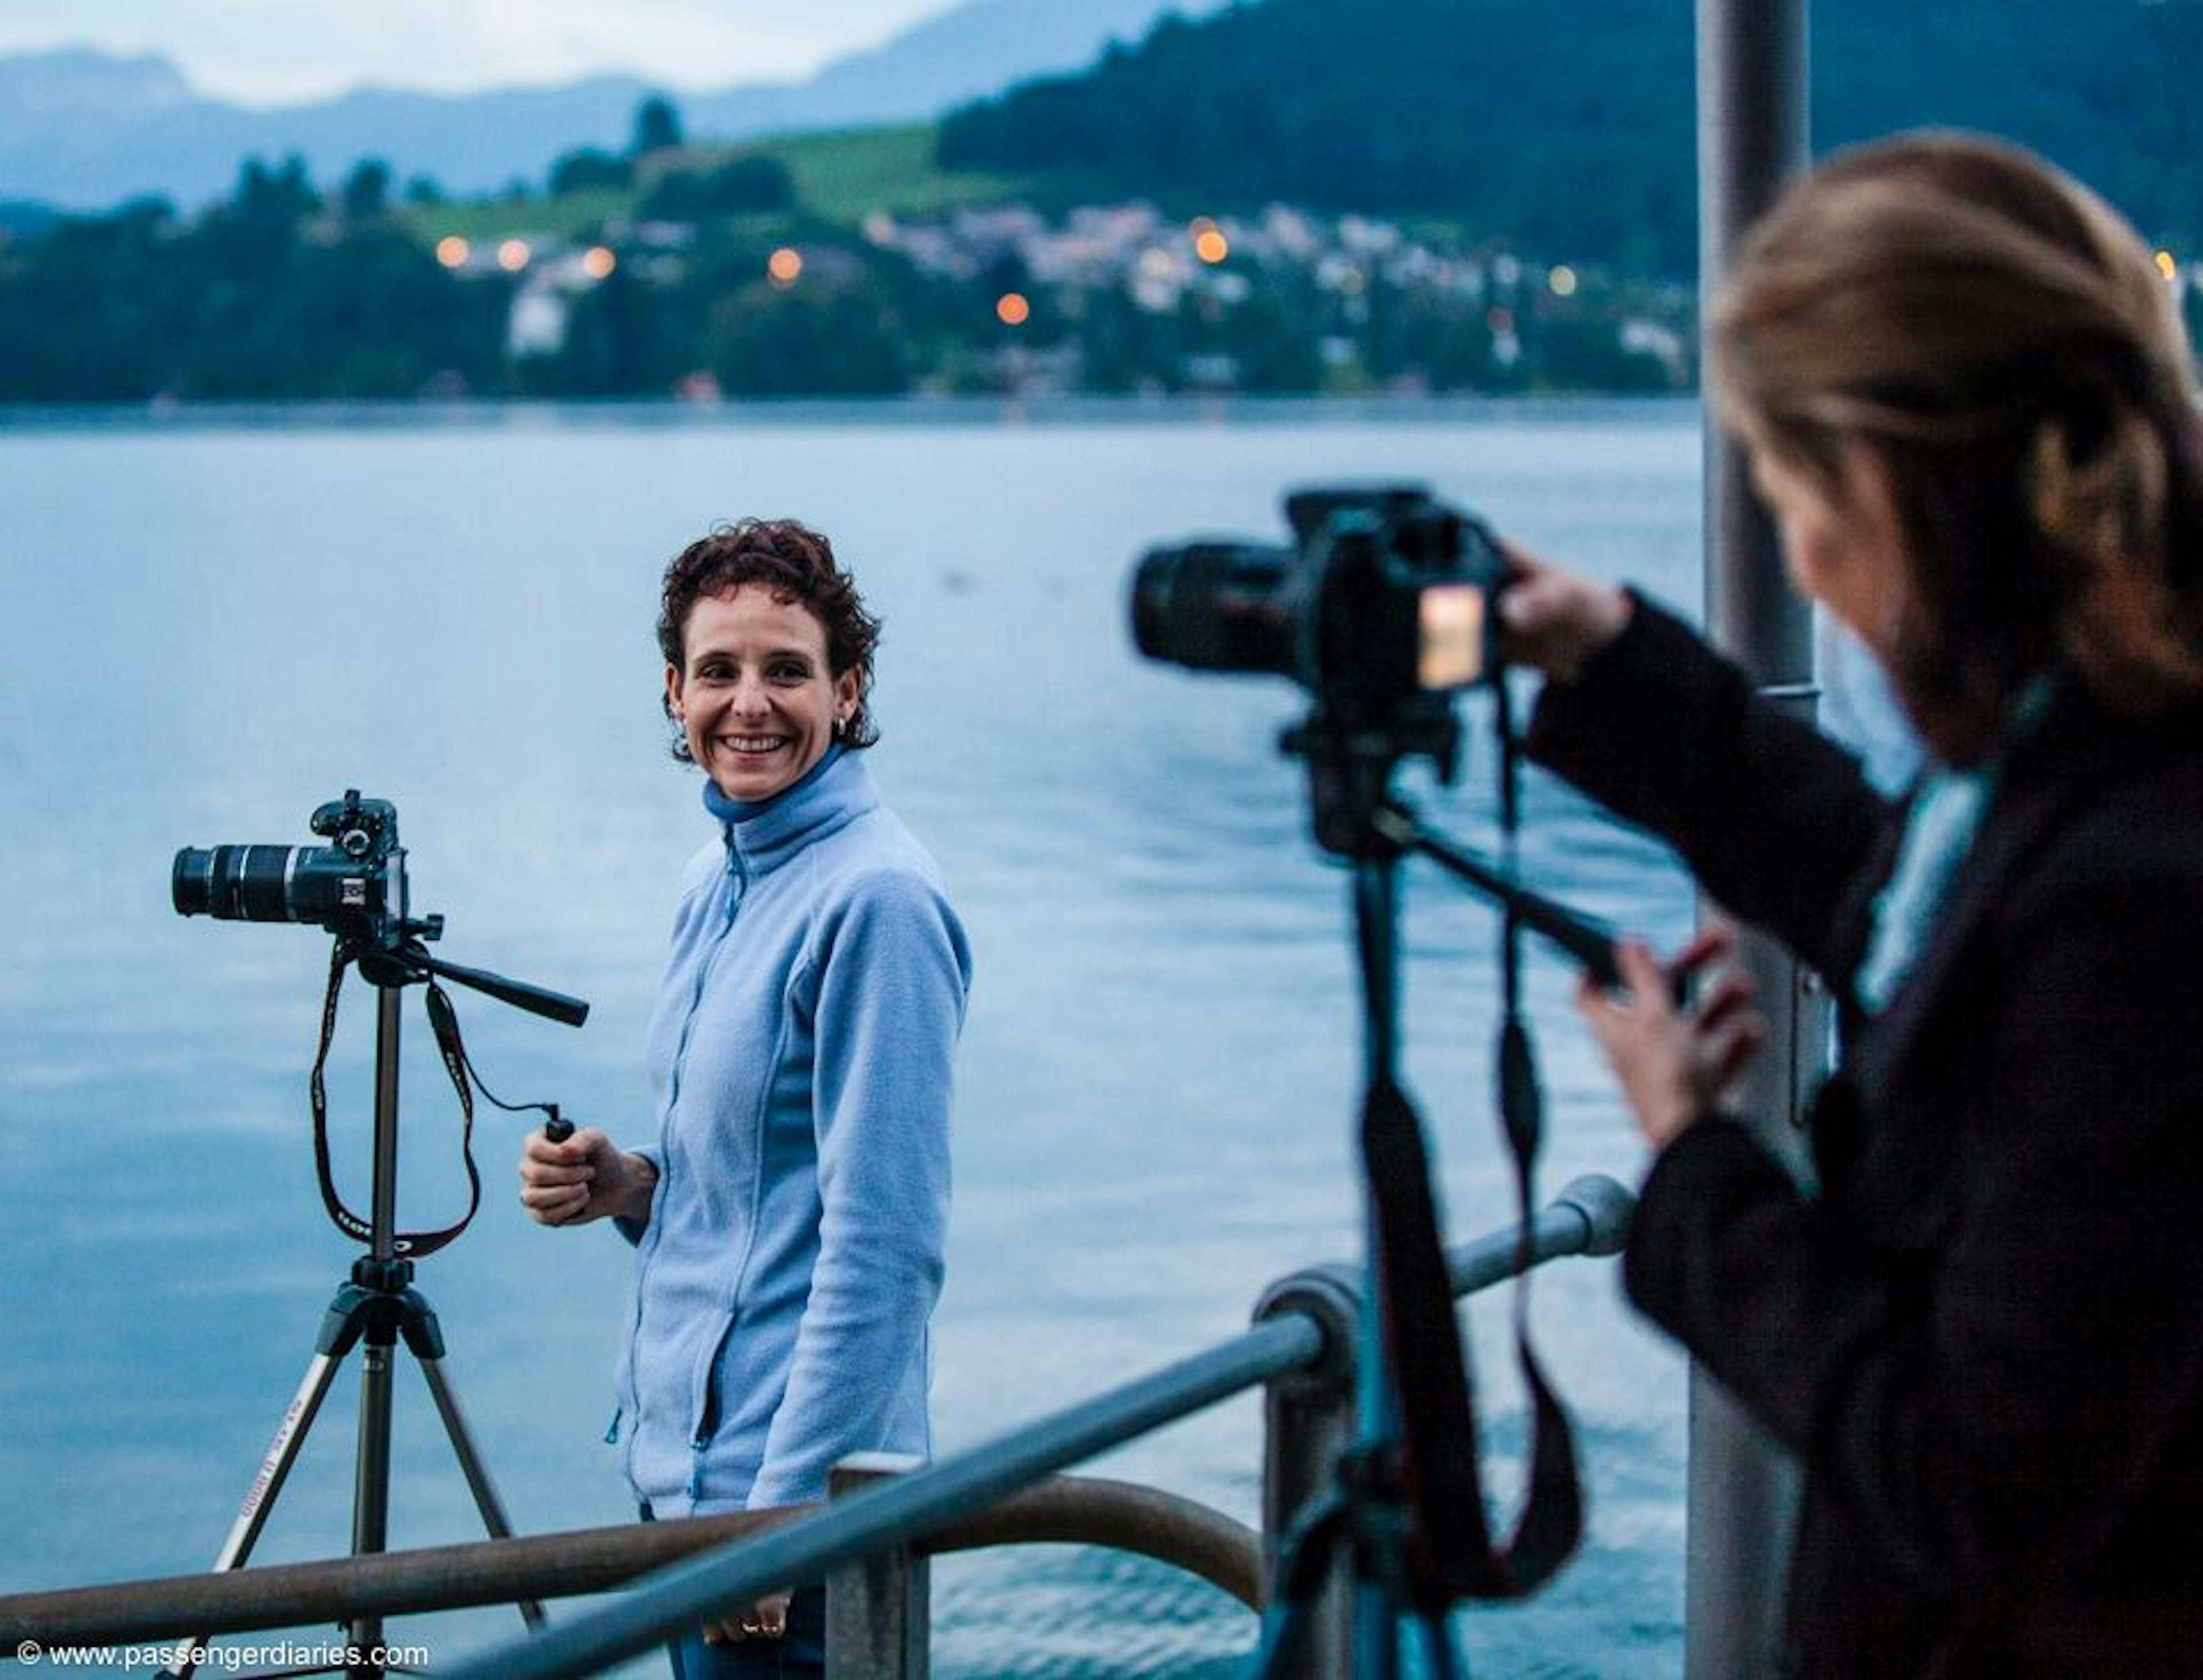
[667,585,861,804]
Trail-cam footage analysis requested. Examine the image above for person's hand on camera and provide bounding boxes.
[1496,540,1633,682]
[704,1589,794,1645]
[1578,928,1766,1150]
[517,1126,657,1228]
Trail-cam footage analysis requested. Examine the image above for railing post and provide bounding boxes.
[1697,2,1814,1675]
[826,1454,931,1680]
[1252,1261,1361,1680]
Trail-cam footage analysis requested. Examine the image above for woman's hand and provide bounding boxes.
[1577,929,1768,1150]
[1496,540,1634,682]
[704,1589,794,1645]
[516,1126,657,1228]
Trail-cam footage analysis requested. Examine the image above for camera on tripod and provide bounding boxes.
[172,789,412,946]
[161,788,590,1670]
[1127,488,1604,1663]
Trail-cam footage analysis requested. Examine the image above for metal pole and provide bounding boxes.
[1350,855,1403,1680]
[826,1456,932,1680]
[1256,1262,1359,1679]
[350,982,406,1674]
[368,985,403,1262]
[1694,3,1819,1676]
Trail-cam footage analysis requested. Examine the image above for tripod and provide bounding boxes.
[168,939,587,1680]
[1251,714,1610,1678]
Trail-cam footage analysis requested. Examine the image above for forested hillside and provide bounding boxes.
[940,0,2203,277]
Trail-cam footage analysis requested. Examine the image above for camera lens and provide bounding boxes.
[1130,542,1295,676]
[171,844,305,921]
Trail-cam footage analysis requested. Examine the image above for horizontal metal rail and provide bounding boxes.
[0,1477,1258,1646]
[444,1174,1633,1680]
[0,1175,1632,1673]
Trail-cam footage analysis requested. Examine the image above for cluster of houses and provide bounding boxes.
[433,197,1760,392]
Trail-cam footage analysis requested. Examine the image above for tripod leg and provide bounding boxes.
[417,1355,547,1629]
[1416,1608,1467,1680]
[162,1352,347,1680]
[349,1339,397,1677]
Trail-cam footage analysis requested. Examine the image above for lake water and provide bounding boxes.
[1,402,1761,1675]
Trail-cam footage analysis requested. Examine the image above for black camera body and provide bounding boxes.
[173,790,409,945]
[1131,484,1507,717]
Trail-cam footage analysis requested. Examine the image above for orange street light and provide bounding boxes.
[497,239,531,272]
[435,236,469,269]
[1194,228,1230,265]
[996,291,1032,326]
[768,247,804,287]
[582,246,617,280]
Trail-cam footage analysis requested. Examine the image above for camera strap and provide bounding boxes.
[1368,690,1583,1605]
[309,943,481,1258]
[1364,1065,1582,1604]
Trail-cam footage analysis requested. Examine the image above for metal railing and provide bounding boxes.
[0,1174,1633,1678]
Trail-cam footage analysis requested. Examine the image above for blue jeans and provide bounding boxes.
[665,1589,825,1680]
[640,1503,827,1680]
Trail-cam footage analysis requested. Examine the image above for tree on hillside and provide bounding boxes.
[640,155,795,220]
[631,95,685,158]
[548,146,634,197]
[341,158,392,222]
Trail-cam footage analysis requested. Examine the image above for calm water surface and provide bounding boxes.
[1,404,1755,1675]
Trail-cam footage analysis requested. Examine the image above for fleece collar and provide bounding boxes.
[703,746,875,878]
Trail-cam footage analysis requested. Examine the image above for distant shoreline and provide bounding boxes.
[0,392,1700,434]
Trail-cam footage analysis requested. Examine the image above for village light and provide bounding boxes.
[768,247,804,288]
[435,236,469,269]
[1195,228,1230,265]
[996,291,1032,326]
[1548,265,1579,297]
[582,246,617,280]
[497,239,531,272]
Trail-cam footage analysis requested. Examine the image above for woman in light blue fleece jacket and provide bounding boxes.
[519,519,971,1677]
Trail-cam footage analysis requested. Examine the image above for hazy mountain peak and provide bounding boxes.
[0,0,1232,211]
[0,45,195,119]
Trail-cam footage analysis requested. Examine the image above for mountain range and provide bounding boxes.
[0,0,1229,212]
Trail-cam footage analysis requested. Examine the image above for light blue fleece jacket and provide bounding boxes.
[614,748,971,1515]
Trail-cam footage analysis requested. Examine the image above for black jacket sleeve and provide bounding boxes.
[1526,594,1894,986]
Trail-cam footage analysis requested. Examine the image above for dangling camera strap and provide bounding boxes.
[1364,1070,1581,1603]
[309,943,480,1258]
[1370,689,1583,1605]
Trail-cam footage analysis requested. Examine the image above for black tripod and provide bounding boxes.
[1251,710,1617,1677]
[168,935,589,1680]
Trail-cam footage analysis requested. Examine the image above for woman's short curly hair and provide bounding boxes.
[657,519,882,759]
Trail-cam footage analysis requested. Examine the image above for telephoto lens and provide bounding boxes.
[173,844,308,921]
[172,843,391,927]
[1128,540,1296,675]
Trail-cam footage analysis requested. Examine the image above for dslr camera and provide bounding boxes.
[1131,484,1507,717]
[173,789,410,946]
[1131,485,1509,851]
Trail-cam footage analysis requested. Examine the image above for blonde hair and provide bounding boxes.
[1710,131,2203,752]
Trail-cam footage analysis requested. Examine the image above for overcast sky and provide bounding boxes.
[0,0,967,106]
